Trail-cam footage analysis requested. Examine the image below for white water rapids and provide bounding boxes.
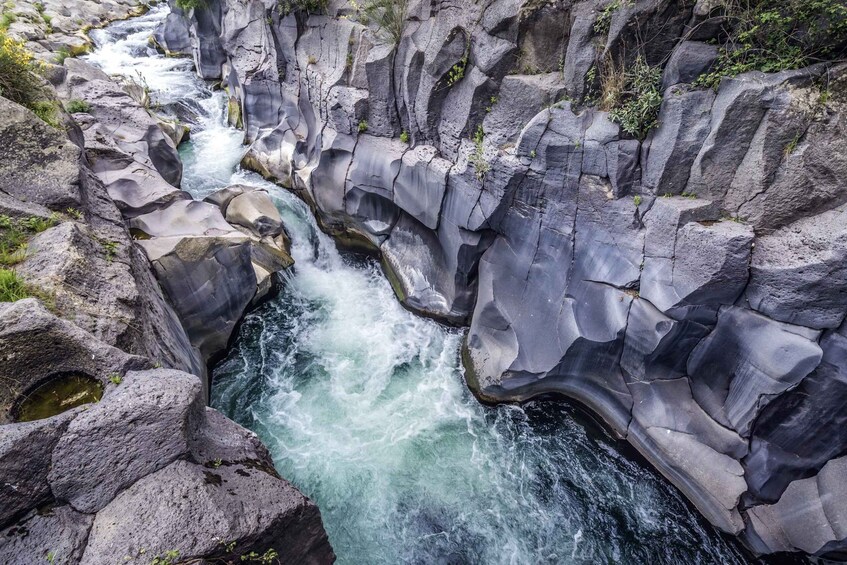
[88,7,749,564]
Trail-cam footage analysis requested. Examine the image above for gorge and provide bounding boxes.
[1,0,846,563]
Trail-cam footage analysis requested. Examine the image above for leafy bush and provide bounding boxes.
[607,56,663,138]
[175,0,205,11]
[64,98,91,113]
[278,0,328,16]
[594,0,633,35]
[0,31,45,109]
[695,0,847,88]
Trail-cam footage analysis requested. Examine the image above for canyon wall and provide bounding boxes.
[0,3,333,562]
[163,0,847,557]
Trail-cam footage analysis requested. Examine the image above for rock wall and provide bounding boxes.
[0,2,333,563]
[168,0,847,558]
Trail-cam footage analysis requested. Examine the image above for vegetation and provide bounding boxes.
[357,119,368,133]
[695,0,847,89]
[277,0,328,17]
[0,32,44,107]
[175,0,206,11]
[0,269,31,302]
[468,125,491,180]
[604,56,663,139]
[64,98,91,114]
[0,213,57,267]
[399,130,409,143]
[358,0,408,46]
[594,0,633,35]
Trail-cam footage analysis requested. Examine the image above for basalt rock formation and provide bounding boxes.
[0,2,333,563]
[163,0,847,558]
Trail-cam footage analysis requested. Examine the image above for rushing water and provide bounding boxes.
[89,8,751,564]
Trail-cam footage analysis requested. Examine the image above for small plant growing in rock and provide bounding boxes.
[307,54,317,65]
[150,549,180,565]
[101,240,118,262]
[633,195,642,207]
[0,268,31,302]
[594,0,633,35]
[357,119,368,133]
[64,98,91,114]
[66,207,83,220]
[446,56,467,86]
[468,125,491,180]
[400,130,409,143]
[360,0,408,46]
[277,0,328,16]
[108,373,122,385]
[175,0,205,11]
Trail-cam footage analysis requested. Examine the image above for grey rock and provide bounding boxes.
[0,97,82,212]
[0,299,146,423]
[48,369,205,514]
[82,460,334,564]
[0,410,79,527]
[687,306,823,437]
[661,41,718,89]
[0,505,94,565]
[746,203,847,330]
[226,190,285,238]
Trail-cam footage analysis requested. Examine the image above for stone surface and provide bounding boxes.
[0,505,94,565]
[82,459,334,564]
[48,369,205,513]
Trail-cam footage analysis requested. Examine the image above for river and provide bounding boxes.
[88,6,749,564]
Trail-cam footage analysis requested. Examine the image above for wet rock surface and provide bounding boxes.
[177,0,847,558]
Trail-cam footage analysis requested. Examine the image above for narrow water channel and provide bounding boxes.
[89,7,749,564]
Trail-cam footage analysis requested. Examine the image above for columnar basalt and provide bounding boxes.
[163,0,847,558]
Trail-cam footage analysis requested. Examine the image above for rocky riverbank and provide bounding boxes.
[160,0,847,558]
[0,3,333,563]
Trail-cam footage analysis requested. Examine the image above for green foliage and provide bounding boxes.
[66,207,83,220]
[108,373,122,385]
[446,56,466,86]
[277,0,328,16]
[150,549,180,565]
[0,268,32,302]
[633,194,642,207]
[0,12,16,31]
[101,240,118,262]
[64,98,91,113]
[0,31,48,112]
[594,0,633,35]
[468,125,490,180]
[357,119,368,133]
[607,56,663,139]
[360,0,408,46]
[0,214,57,267]
[695,0,847,89]
[31,100,61,128]
[399,130,409,143]
[175,0,205,11]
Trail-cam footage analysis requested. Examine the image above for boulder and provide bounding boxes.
[0,97,82,212]
[48,369,205,513]
[225,190,284,238]
[81,460,334,564]
[661,41,718,89]
[0,409,79,527]
[0,505,94,564]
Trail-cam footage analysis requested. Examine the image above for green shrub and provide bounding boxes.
[695,0,847,89]
[357,119,368,133]
[468,124,491,180]
[175,0,205,11]
[65,98,90,113]
[594,0,633,35]
[277,0,328,16]
[0,31,45,109]
[0,12,16,31]
[607,56,663,139]
[30,100,60,128]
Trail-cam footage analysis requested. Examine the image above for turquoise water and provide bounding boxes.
[91,8,749,564]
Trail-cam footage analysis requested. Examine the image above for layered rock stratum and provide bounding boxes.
[157,0,847,558]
